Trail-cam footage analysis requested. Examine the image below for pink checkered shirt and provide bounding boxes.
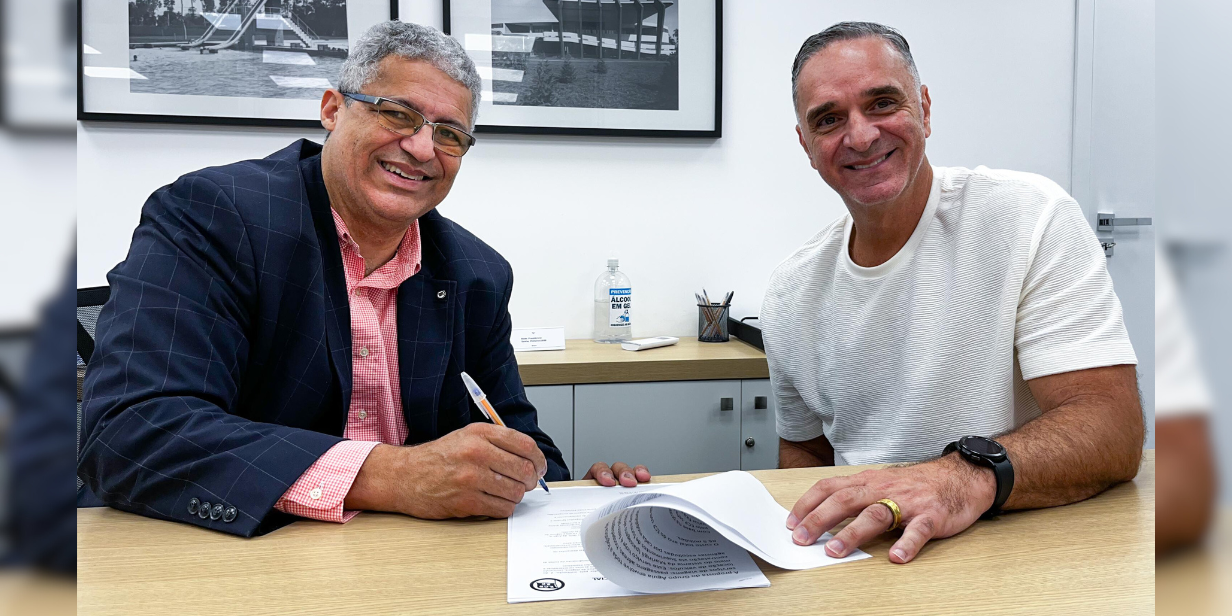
[273,209,422,523]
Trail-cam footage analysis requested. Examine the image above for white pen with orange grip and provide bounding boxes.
[460,371,551,494]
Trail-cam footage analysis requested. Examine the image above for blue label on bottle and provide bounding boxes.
[608,288,631,327]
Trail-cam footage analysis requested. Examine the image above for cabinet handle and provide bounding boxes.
[720,397,734,411]
[745,437,755,447]
[754,396,768,410]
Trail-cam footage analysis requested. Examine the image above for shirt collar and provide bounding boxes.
[329,208,422,291]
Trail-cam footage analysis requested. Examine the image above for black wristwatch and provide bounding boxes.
[943,436,1014,519]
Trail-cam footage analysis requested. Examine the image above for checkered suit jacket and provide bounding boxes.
[78,140,569,537]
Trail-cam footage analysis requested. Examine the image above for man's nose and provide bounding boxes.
[842,112,880,153]
[400,126,437,163]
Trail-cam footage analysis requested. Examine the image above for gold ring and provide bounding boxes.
[876,498,902,532]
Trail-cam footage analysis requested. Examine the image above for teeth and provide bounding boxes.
[851,153,889,170]
[382,162,425,181]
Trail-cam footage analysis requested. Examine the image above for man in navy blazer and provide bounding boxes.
[78,22,650,538]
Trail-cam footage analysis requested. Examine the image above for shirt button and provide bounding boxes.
[358,346,369,358]
[358,409,368,420]
[309,487,323,500]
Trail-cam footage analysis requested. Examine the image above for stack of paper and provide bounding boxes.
[507,471,868,603]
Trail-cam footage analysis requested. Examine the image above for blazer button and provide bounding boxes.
[222,506,237,523]
[198,501,211,519]
[436,290,447,299]
[187,497,200,515]
[210,503,224,521]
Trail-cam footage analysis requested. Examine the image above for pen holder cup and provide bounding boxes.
[697,304,731,343]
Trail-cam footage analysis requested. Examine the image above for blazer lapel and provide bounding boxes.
[397,263,457,445]
[302,156,353,423]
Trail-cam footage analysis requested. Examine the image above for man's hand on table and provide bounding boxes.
[583,462,652,487]
[786,453,996,564]
[345,422,547,519]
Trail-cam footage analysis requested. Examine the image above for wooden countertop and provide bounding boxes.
[78,452,1154,615]
[515,338,769,386]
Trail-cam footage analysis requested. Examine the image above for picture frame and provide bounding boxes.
[443,0,722,138]
[78,0,398,128]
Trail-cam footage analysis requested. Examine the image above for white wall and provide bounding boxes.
[77,0,1078,339]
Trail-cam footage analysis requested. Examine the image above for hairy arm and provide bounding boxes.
[780,434,835,468]
[1155,415,1216,554]
[998,363,1144,510]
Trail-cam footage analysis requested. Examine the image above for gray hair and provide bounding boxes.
[338,21,482,128]
[790,21,920,115]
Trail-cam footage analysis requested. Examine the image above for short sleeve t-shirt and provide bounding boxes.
[761,166,1138,465]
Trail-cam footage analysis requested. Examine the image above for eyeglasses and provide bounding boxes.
[340,91,476,157]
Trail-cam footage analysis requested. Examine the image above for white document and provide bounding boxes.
[507,484,767,603]
[507,471,869,603]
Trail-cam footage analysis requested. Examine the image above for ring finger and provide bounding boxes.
[824,500,899,558]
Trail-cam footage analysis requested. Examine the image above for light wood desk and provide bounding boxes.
[78,452,1154,616]
[515,338,769,385]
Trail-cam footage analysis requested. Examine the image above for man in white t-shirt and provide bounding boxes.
[760,22,1145,564]
[1154,252,1215,554]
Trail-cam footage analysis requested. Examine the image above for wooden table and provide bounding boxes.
[515,338,768,385]
[78,452,1155,615]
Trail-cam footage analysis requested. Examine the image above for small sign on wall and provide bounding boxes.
[511,327,566,352]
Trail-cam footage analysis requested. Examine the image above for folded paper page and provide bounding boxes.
[507,484,767,603]
[579,471,869,593]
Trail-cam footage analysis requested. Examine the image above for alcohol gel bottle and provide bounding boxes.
[594,258,632,343]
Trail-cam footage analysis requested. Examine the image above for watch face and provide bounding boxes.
[961,436,1006,460]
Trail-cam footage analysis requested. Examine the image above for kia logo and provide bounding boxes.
[530,578,565,592]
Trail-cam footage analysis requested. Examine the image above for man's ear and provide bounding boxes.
[919,84,932,138]
[797,124,818,170]
[321,89,344,132]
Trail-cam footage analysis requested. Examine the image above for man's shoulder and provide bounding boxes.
[418,211,512,283]
[154,140,319,218]
[938,165,1073,213]
[768,215,848,290]
[762,215,847,328]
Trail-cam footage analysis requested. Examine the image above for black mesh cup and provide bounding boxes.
[697,304,730,342]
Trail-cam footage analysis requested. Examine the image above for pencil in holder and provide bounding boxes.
[697,304,730,343]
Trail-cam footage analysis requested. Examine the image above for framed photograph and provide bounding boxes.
[443,0,721,137]
[78,0,398,128]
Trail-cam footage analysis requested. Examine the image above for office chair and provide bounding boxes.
[77,286,109,493]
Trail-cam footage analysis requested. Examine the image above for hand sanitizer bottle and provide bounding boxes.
[594,258,632,343]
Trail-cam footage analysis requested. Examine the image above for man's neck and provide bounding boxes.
[324,190,407,279]
[846,161,934,268]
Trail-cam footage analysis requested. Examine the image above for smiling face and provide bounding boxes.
[320,55,473,229]
[794,37,931,208]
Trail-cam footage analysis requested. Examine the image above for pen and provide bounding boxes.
[460,371,550,493]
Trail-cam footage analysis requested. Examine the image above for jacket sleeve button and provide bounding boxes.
[222,506,237,523]
[210,503,224,521]
[187,497,200,515]
[197,501,211,519]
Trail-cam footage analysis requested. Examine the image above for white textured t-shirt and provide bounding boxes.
[761,166,1137,465]
[1155,251,1211,416]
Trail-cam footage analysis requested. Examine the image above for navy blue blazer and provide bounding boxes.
[78,139,569,537]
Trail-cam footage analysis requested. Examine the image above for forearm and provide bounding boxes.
[1000,369,1144,510]
[1155,416,1216,554]
[779,436,834,468]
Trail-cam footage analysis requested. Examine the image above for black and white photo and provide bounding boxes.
[485,0,679,110]
[444,0,720,136]
[79,0,394,126]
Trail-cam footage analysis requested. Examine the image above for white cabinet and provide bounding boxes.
[574,380,742,476]
[739,379,779,471]
[532,378,778,478]
[524,385,573,474]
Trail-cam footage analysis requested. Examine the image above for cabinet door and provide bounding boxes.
[740,379,780,470]
[525,385,573,475]
[574,380,741,476]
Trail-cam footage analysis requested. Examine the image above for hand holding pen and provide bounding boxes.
[462,372,551,493]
